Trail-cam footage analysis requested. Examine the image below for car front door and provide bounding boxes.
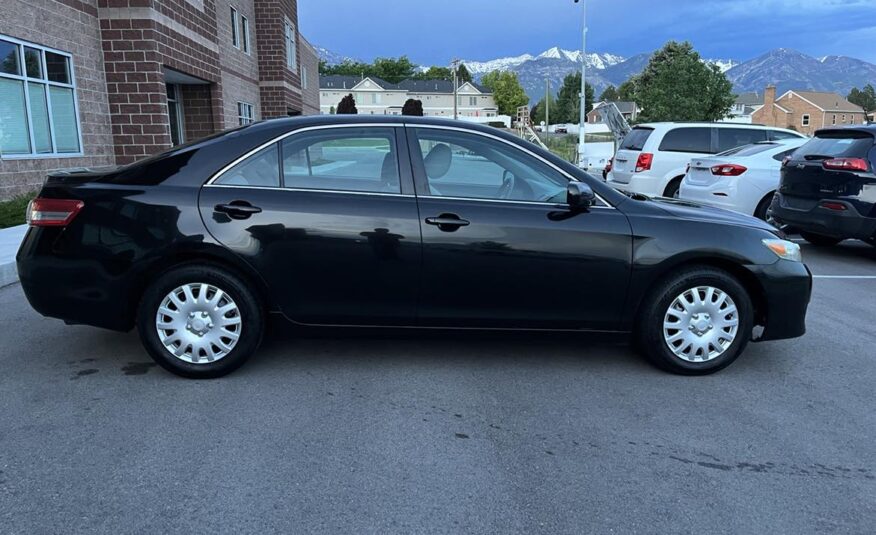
[408,126,632,330]
[199,125,421,326]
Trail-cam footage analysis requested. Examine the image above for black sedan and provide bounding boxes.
[17,116,811,378]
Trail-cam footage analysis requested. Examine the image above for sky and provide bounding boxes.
[299,0,876,65]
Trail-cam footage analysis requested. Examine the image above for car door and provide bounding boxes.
[199,125,421,326]
[407,126,632,330]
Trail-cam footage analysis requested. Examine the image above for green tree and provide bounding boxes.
[848,84,876,114]
[413,66,453,80]
[371,56,417,83]
[599,85,620,102]
[336,94,358,114]
[554,72,594,123]
[530,93,557,125]
[618,79,636,101]
[481,70,529,116]
[456,63,473,83]
[624,41,734,122]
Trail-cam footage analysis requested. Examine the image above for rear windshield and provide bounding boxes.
[716,128,768,153]
[795,132,874,160]
[658,127,712,154]
[620,128,653,151]
[717,142,777,157]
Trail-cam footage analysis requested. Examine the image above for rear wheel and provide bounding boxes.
[754,192,775,221]
[636,267,754,375]
[800,231,843,246]
[663,177,682,199]
[137,265,264,378]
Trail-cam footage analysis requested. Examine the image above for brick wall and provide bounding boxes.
[218,0,261,126]
[0,0,115,199]
[181,85,215,140]
[254,0,303,117]
[299,35,319,115]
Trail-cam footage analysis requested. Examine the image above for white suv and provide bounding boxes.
[606,123,805,197]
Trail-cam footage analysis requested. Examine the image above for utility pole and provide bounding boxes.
[545,78,550,138]
[576,0,588,168]
[451,58,460,120]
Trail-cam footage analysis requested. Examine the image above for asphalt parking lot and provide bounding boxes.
[0,240,874,534]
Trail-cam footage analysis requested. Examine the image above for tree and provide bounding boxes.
[456,63,473,83]
[413,66,453,80]
[848,84,876,114]
[623,41,734,122]
[336,94,358,114]
[481,70,529,116]
[329,105,336,115]
[618,79,636,102]
[554,72,595,123]
[530,93,557,125]
[599,85,620,102]
[371,56,417,83]
[402,98,424,116]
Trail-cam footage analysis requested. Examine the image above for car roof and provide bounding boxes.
[636,122,795,130]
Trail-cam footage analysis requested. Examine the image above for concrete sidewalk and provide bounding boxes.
[0,225,27,287]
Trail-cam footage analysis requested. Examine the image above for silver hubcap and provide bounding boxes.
[663,286,739,363]
[155,283,242,364]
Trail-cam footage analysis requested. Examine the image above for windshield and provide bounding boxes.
[795,133,874,160]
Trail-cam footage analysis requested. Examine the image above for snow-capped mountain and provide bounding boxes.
[315,45,360,66]
[726,48,876,94]
[706,59,739,73]
[463,47,625,75]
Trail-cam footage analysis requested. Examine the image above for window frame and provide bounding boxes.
[284,21,297,72]
[166,83,185,146]
[802,114,810,127]
[230,7,240,49]
[240,15,250,54]
[237,101,254,125]
[0,33,83,159]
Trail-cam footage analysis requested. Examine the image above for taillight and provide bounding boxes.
[26,198,84,227]
[782,156,792,167]
[820,202,847,211]
[711,164,748,176]
[822,158,869,172]
[635,153,653,173]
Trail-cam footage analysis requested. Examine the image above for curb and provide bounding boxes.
[0,225,27,288]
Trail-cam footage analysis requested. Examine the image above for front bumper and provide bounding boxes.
[747,259,812,342]
[771,193,876,240]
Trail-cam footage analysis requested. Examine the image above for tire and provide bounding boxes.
[800,231,843,246]
[635,267,754,375]
[754,193,775,221]
[136,264,264,379]
[663,178,682,199]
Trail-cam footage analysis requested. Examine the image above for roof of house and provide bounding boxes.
[395,79,491,94]
[319,75,399,90]
[734,92,762,106]
[319,76,491,94]
[781,90,864,113]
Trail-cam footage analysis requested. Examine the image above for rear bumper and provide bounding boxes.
[747,259,812,342]
[679,180,744,213]
[771,193,876,240]
[606,172,665,197]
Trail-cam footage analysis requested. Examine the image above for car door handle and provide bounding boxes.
[425,214,470,231]
[215,202,262,219]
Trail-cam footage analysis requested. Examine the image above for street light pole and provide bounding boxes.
[451,58,460,120]
[545,77,550,136]
[577,0,588,167]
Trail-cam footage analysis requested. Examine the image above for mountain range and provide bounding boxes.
[318,45,876,105]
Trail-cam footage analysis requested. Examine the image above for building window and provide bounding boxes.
[469,96,477,106]
[842,114,846,123]
[0,35,82,157]
[230,7,240,48]
[284,22,297,72]
[166,84,184,146]
[801,114,810,127]
[238,102,254,125]
[832,114,837,125]
[371,93,381,104]
[850,115,855,124]
[240,15,250,54]
[302,66,307,89]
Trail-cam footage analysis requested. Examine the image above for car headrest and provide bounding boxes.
[424,143,452,179]
[381,152,397,180]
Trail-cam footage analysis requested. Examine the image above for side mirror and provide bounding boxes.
[567,181,596,210]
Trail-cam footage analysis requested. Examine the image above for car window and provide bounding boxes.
[281,127,400,193]
[658,128,712,154]
[620,127,653,151]
[717,143,777,157]
[214,144,280,187]
[715,128,768,153]
[769,130,802,141]
[412,128,568,203]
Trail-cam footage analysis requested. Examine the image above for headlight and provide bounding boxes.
[762,239,802,262]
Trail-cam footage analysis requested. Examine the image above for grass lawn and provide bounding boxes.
[0,195,32,229]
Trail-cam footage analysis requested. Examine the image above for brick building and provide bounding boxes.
[752,85,866,136]
[0,0,318,200]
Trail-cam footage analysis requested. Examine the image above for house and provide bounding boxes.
[0,0,319,200]
[586,101,640,124]
[319,76,499,119]
[752,86,866,135]
[726,92,763,123]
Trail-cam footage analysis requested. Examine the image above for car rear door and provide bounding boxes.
[407,126,632,330]
[610,127,654,184]
[198,125,422,326]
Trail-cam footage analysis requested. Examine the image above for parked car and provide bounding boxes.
[17,116,811,378]
[607,123,806,198]
[679,138,807,220]
[771,125,876,246]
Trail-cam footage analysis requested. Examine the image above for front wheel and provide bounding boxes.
[800,231,843,246]
[636,267,754,375]
[137,265,264,378]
